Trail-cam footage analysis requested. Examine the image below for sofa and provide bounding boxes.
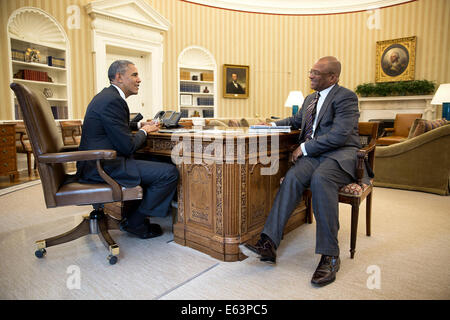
[374,119,450,195]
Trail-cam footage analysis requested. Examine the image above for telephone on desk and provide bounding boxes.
[153,110,182,128]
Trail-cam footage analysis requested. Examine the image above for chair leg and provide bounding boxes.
[35,208,120,264]
[98,216,120,265]
[35,215,91,255]
[304,191,313,224]
[350,203,360,259]
[366,192,372,237]
[26,152,32,176]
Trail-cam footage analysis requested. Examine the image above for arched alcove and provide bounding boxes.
[178,46,217,118]
[8,7,72,119]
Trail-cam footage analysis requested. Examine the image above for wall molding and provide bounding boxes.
[181,0,416,15]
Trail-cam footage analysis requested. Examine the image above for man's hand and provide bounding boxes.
[140,120,159,126]
[291,146,303,163]
[141,123,160,134]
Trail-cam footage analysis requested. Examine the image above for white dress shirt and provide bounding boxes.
[111,84,146,135]
[300,84,335,156]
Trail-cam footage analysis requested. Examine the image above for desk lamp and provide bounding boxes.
[285,91,304,116]
[431,83,450,120]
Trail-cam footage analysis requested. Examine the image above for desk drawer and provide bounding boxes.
[0,125,15,137]
[0,135,15,146]
[0,146,16,160]
[0,158,17,174]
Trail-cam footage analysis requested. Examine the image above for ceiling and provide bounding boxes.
[183,0,414,14]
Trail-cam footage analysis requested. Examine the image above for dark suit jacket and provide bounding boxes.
[76,86,147,188]
[276,84,361,180]
[226,81,245,94]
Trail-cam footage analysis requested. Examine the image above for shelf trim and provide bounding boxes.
[12,60,67,71]
[180,80,214,84]
[10,35,67,52]
[13,79,67,86]
[180,92,214,96]
[180,105,215,108]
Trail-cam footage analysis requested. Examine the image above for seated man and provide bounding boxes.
[240,56,363,287]
[76,60,179,239]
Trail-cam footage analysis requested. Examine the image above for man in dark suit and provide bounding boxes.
[226,73,245,94]
[240,56,362,287]
[77,60,179,239]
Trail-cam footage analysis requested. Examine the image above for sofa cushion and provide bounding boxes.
[409,118,448,138]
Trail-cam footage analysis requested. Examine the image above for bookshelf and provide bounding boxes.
[178,46,217,118]
[8,8,71,120]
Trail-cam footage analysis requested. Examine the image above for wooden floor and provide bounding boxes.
[0,169,40,190]
[0,160,76,190]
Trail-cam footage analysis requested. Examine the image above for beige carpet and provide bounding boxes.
[0,183,449,300]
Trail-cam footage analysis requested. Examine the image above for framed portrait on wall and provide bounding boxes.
[376,36,416,82]
[223,64,249,98]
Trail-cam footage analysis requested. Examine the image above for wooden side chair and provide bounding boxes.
[304,121,379,259]
[14,121,35,176]
[11,82,143,265]
[60,120,82,146]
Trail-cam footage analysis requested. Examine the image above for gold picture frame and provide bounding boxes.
[376,36,416,83]
[223,64,249,98]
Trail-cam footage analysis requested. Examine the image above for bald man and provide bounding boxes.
[240,56,363,287]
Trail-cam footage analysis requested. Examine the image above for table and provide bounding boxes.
[138,127,307,261]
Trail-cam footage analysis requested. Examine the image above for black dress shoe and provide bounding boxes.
[311,255,340,287]
[120,218,163,239]
[239,236,277,264]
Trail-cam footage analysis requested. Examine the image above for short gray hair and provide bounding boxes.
[108,60,134,82]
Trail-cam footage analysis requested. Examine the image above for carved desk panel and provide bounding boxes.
[139,128,307,261]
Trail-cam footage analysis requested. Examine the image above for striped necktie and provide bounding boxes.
[303,92,320,141]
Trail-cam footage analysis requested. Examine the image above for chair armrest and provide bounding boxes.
[39,149,123,201]
[361,142,376,154]
[379,127,394,137]
[38,150,116,163]
[356,141,376,186]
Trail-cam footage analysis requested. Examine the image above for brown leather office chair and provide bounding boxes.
[304,121,379,259]
[376,113,422,145]
[10,83,143,265]
[60,120,82,146]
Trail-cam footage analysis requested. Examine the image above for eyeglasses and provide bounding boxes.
[309,69,333,76]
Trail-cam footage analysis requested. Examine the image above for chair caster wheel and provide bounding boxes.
[108,255,118,265]
[35,248,46,258]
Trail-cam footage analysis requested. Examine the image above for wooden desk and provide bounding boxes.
[0,124,19,181]
[138,127,307,261]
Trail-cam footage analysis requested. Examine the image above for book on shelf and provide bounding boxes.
[248,125,291,133]
[47,56,65,68]
[200,72,214,81]
[197,97,214,106]
[18,69,48,82]
[180,82,200,93]
[12,49,25,61]
[202,109,214,118]
[51,106,68,119]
